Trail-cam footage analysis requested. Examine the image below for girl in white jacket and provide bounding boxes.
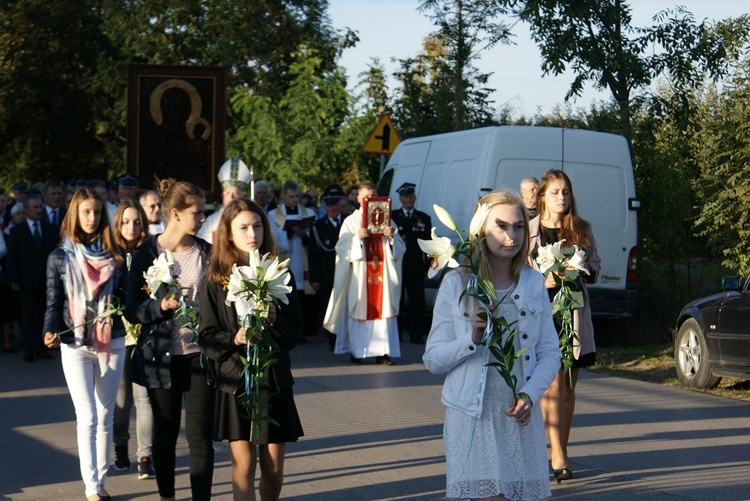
[423,189,561,501]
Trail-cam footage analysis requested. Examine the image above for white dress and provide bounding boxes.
[444,283,551,500]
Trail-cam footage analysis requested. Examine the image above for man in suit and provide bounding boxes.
[520,176,539,220]
[254,180,277,213]
[7,193,59,361]
[308,184,344,350]
[106,175,138,223]
[391,182,432,344]
[41,182,65,228]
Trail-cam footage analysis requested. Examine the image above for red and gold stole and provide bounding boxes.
[364,237,385,320]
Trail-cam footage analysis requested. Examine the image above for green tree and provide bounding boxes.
[230,45,365,190]
[418,0,511,130]
[99,0,355,168]
[392,34,495,138]
[503,0,750,136]
[0,0,113,186]
[693,63,750,273]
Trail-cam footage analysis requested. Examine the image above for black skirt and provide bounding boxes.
[572,351,596,369]
[214,384,304,444]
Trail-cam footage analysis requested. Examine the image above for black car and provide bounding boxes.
[674,275,750,388]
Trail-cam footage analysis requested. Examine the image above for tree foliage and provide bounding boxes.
[418,0,512,131]
[693,64,750,273]
[503,0,750,135]
[0,0,353,187]
[392,34,496,138]
[230,46,373,190]
[0,0,114,185]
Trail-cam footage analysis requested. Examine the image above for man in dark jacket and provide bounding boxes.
[391,183,431,344]
[7,193,59,361]
[308,184,344,350]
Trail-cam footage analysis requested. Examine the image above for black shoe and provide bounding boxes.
[376,355,393,365]
[349,355,363,364]
[114,446,131,471]
[23,354,34,362]
[137,456,156,479]
[553,468,573,483]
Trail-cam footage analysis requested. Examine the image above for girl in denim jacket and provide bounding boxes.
[424,189,560,501]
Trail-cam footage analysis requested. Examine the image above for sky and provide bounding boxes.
[327,0,748,118]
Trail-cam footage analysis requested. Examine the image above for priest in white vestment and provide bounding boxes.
[197,157,250,244]
[324,183,405,364]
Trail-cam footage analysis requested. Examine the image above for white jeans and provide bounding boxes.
[61,337,125,497]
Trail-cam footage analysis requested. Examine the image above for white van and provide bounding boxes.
[378,125,639,319]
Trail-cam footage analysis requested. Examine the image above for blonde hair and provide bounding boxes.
[61,188,123,268]
[470,188,530,284]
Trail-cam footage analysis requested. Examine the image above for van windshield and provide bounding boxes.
[377,169,394,196]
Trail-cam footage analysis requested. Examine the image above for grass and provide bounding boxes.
[590,343,750,402]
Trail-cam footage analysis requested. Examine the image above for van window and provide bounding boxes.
[565,163,625,228]
[377,168,394,196]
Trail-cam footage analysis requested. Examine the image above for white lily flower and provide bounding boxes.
[469,203,491,237]
[143,251,176,299]
[259,252,292,304]
[418,228,460,279]
[433,204,458,232]
[536,240,566,275]
[566,245,590,275]
[225,264,256,306]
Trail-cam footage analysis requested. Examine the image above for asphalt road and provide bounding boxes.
[1,336,749,500]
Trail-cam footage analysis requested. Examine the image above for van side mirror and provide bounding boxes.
[723,276,740,291]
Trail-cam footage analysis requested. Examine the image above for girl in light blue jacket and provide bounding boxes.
[424,189,560,501]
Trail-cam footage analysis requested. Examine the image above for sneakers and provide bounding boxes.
[138,456,156,480]
[114,445,131,471]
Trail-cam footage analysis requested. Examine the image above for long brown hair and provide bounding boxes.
[205,198,277,282]
[156,178,205,221]
[536,169,591,249]
[61,188,124,268]
[470,189,530,283]
[113,200,148,252]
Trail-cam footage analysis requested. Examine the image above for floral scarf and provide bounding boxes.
[62,237,116,358]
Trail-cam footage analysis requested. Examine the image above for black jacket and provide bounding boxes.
[199,276,303,395]
[43,246,127,343]
[391,207,432,278]
[124,235,211,389]
[307,216,341,289]
[7,219,58,290]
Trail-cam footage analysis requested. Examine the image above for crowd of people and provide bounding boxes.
[0,161,598,501]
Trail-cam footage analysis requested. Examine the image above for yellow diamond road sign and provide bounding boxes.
[362,114,401,155]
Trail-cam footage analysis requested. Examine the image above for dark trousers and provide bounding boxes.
[401,275,427,343]
[317,286,335,349]
[147,353,214,500]
[300,291,318,336]
[19,287,45,358]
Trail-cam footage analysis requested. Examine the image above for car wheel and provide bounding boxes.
[674,318,721,388]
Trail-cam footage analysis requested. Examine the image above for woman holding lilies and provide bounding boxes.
[529,169,600,482]
[423,189,561,500]
[111,200,157,478]
[199,198,304,501]
[43,187,127,501]
[125,179,214,501]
